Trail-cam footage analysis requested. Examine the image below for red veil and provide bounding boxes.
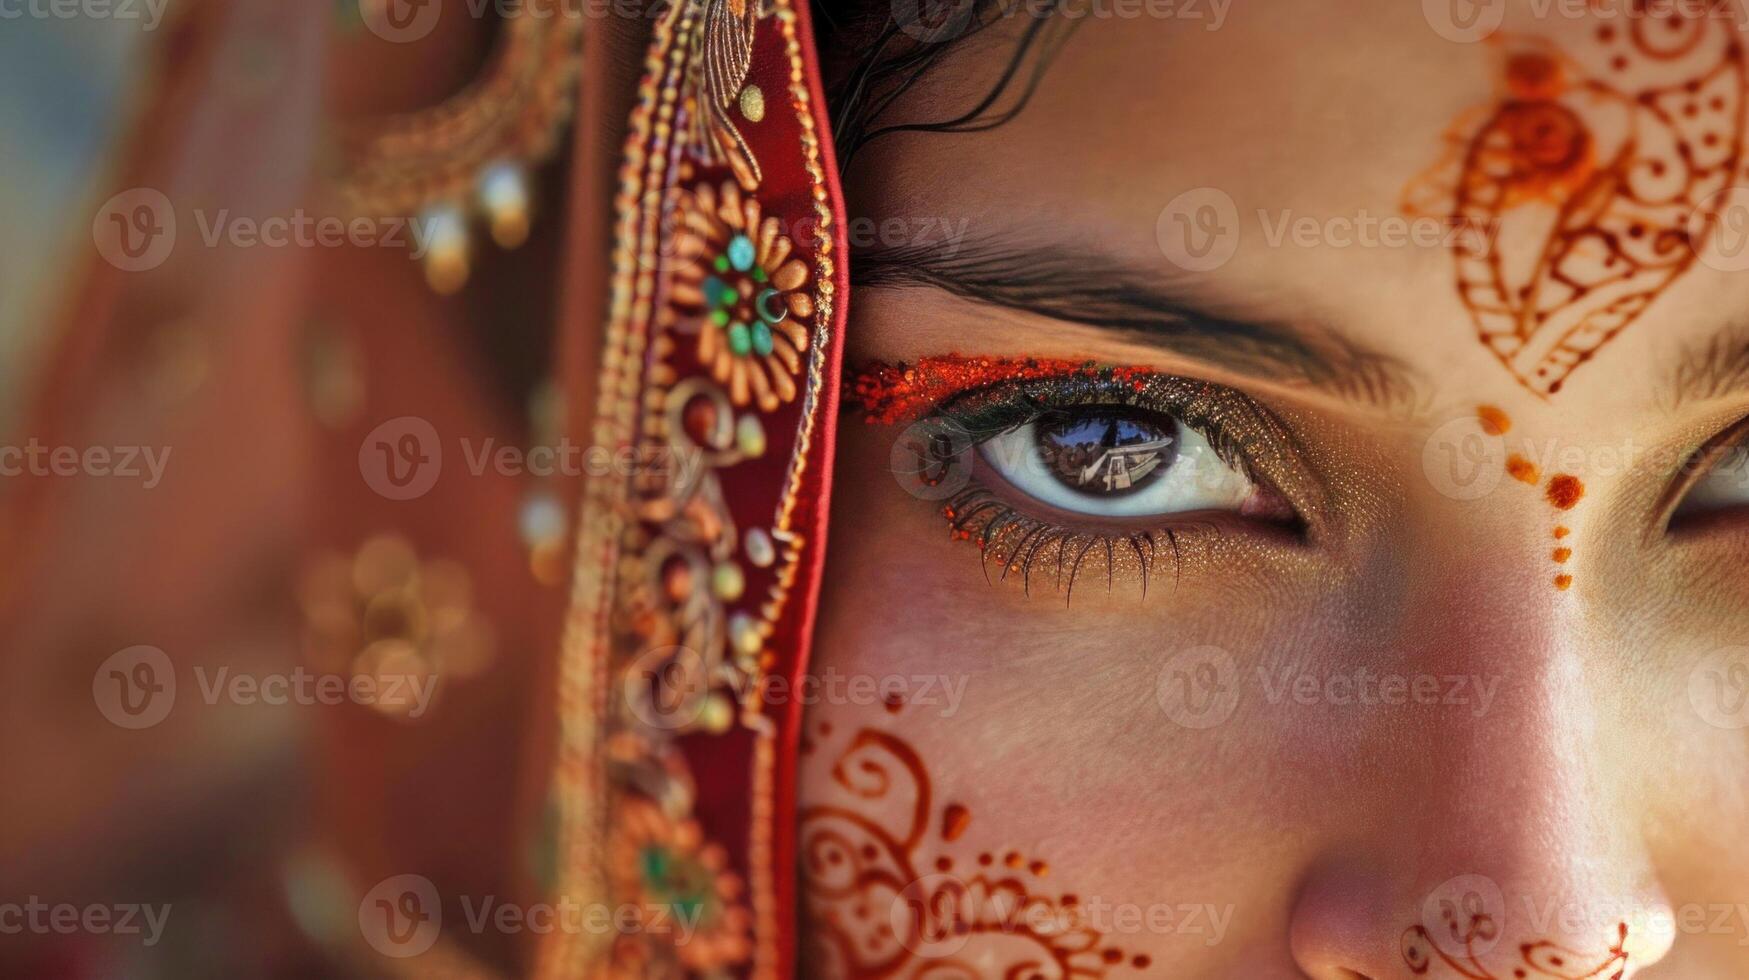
[538,1,849,975]
[2,1,846,977]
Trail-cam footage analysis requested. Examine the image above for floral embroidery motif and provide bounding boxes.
[607,796,754,972]
[671,179,813,412]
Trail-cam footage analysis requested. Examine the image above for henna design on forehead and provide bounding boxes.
[797,720,1151,978]
[1402,908,1629,979]
[1404,1,1749,396]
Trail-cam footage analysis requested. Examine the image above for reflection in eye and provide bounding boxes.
[980,407,1266,518]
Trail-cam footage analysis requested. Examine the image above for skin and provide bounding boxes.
[799,3,1749,977]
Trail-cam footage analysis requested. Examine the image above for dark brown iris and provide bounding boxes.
[1034,408,1179,497]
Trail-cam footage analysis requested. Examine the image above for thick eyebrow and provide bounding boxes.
[1666,324,1749,408]
[852,242,1420,410]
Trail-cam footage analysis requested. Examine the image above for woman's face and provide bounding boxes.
[797,4,1749,977]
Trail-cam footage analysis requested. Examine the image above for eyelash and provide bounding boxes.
[864,363,1306,600]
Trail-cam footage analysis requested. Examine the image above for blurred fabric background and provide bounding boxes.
[0,15,144,426]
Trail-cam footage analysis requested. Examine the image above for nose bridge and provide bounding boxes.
[1406,564,1671,961]
[1289,564,1675,977]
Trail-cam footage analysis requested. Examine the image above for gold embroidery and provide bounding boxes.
[541,0,837,975]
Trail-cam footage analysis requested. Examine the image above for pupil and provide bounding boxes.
[1034,408,1179,497]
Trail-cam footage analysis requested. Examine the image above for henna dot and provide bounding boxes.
[1030,860,1050,877]
[1628,223,1645,239]
[1134,954,1153,968]
[978,853,993,866]
[1546,473,1585,510]
[1476,404,1511,436]
[1554,526,1570,538]
[860,844,877,860]
[882,690,906,714]
[1553,547,1572,563]
[1597,24,1615,41]
[1004,851,1024,869]
[1103,949,1124,964]
[942,803,972,842]
[935,856,953,872]
[1507,454,1540,485]
[818,722,833,736]
[1063,893,1079,906]
[1555,574,1574,591]
[1613,55,1629,71]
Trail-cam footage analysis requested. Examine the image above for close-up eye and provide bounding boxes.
[853,359,1314,595]
[979,405,1290,520]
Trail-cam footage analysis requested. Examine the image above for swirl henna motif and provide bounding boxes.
[1404,1,1749,396]
[1401,908,1630,979]
[797,724,1151,978]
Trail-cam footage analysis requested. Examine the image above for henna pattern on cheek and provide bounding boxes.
[1404,2,1749,395]
[797,716,1152,978]
[1402,910,1629,979]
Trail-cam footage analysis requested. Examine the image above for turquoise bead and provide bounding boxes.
[703,276,726,308]
[727,322,753,356]
[751,321,774,357]
[755,288,787,324]
[727,234,755,272]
